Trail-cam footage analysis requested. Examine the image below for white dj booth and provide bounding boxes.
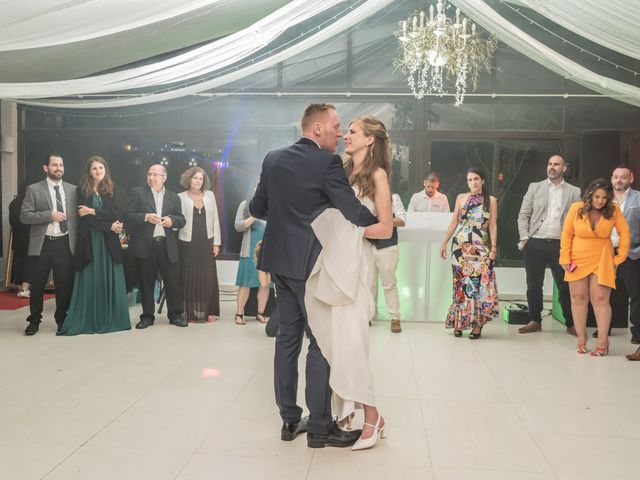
[374,212,453,323]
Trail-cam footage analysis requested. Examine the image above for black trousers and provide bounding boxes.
[612,257,640,337]
[272,274,331,434]
[27,236,74,329]
[524,238,573,327]
[136,238,183,322]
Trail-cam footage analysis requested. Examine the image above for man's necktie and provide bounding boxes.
[53,185,68,233]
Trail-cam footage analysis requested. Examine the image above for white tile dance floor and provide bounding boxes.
[0,297,638,480]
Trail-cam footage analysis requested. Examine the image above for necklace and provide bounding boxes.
[188,190,204,213]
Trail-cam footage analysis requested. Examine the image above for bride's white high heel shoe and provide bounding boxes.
[352,415,386,451]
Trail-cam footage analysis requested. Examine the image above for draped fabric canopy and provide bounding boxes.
[506,0,640,60]
[0,0,345,99]
[0,0,291,83]
[15,0,394,109]
[0,0,639,109]
[452,0,640,108]
[0,0,233,51]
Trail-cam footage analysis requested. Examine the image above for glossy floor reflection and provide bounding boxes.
[0,299,639,480]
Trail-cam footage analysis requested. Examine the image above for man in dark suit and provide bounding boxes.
[250,103,378,448]
[20,154,78,335]
[125,164,187,329]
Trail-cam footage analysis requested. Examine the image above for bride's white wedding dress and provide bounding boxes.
[305,191,377,422]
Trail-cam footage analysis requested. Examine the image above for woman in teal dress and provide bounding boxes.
[440,167,498,339]
[58,156,131,335]
[233,198,272,325]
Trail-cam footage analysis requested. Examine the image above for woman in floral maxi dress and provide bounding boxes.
[440,167,498,338]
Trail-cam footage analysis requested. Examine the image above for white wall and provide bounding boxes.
[495,267,555,299]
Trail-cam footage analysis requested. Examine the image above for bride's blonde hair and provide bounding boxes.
[343,116,391,199]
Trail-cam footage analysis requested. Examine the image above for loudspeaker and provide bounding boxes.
[503,303,530,324]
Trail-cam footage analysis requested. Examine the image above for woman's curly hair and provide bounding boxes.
[578,178,614,219]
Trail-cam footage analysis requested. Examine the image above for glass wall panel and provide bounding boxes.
[496,139,563,264]
[282,35,347,90]
[566,102,640,131]
[222,66,278,90]
[494,103,563,131]
[429,140,495,207]
[427,103,494,130]
[390,138,412,206]
[495,45,562,93]
[351,1,413,90]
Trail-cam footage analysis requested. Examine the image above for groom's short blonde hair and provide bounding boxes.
[300,103,336,132]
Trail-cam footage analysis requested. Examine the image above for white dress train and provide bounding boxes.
[305,207,376,422]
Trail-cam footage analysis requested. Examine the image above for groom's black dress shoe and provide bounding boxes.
[307,421,362,448]
[281,416,308,441]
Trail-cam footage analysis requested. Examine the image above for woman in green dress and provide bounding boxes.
[58,156,131,335]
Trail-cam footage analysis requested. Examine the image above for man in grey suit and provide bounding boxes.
[603,166,640,359]
[517,155,581,335]
[20,154,78,335]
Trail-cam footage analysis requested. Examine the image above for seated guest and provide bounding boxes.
[178,167,221,323]
[58,156,131,335]
[560,179,630,356]
[407,172,450,212]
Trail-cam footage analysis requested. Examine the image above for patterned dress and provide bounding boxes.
[445,193,498,330]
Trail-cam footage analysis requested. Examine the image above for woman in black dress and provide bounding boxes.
[178,167,222,323]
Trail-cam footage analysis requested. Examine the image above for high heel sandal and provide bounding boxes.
[454,330,463,337]
[469,326,483,340]
[352,415,386,451]
[576,343,589,354]
[337,412,355,430]
[256,312,268,324]
[590,343,609,357]
[234,314,246,325]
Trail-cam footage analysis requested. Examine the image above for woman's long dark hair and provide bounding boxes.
[579,178,614,219]
[80,156,114,198]
[466,167,490,212]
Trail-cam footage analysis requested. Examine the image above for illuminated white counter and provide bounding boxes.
[374,212,453,323]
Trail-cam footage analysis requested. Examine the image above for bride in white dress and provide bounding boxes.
[305,116,393,450]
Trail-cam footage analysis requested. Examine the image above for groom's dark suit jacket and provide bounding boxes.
[250,137,378,280]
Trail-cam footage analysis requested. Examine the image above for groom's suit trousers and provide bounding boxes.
[272,274,332,434]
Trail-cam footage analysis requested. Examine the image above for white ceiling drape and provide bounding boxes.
[11,0,395,109]
[0,0,344,100]
[0,0,229,51]
[506,0,640,60]
[452,0,640,107]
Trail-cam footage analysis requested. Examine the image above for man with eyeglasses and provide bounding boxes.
[125,164,187,329]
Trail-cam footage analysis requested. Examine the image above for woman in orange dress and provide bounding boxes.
[560,179,630,356]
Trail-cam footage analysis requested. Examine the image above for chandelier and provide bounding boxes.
[394,0,497,106]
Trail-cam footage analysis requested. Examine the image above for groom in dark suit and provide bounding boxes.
[125,164,187,329]
[250,103,378,448]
